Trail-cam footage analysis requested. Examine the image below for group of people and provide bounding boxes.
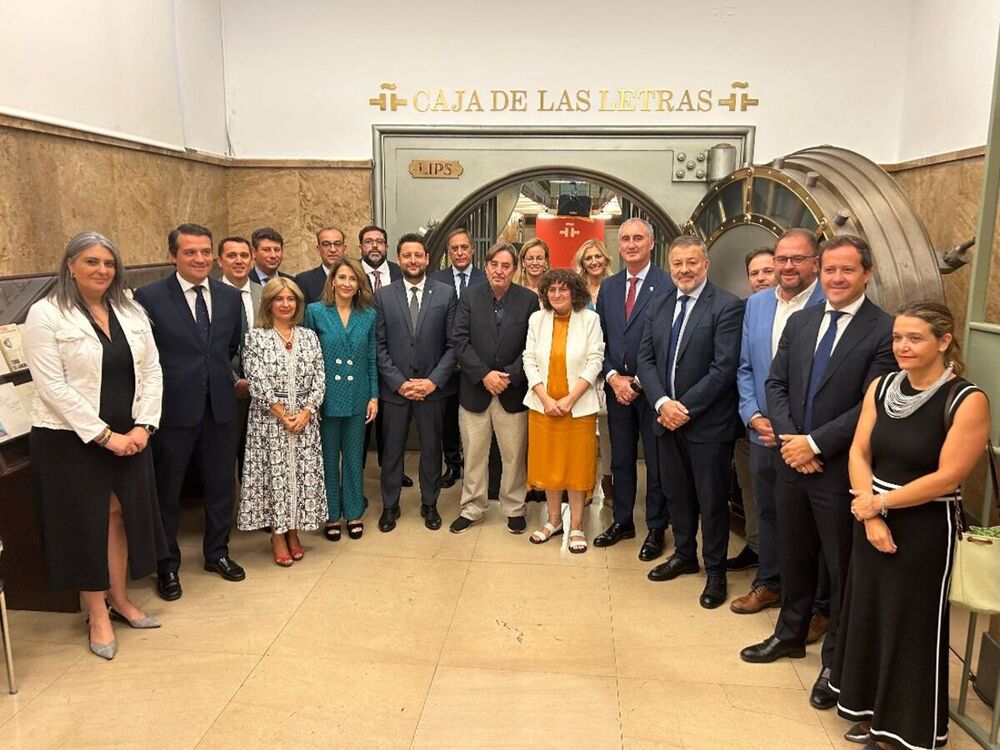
[21,217,990,750]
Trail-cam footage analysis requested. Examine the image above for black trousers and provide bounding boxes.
[152,400,236,573]
[773,474,854,667]
[441,382,463,470]
[380,398,446,509]
[606,388,669,530]
[656,430,733,575]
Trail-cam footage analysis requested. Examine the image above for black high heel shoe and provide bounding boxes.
[347,521,364,540]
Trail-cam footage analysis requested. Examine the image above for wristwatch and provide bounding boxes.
[138,424,158,436]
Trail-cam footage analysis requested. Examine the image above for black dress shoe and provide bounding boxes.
[809,667,836,710]
[420,504,442,530]
[647,553,700,581]
[401,474,414,487]
[204,556,246,582]
[379,506,401,533]
[156,571,182,601]
[699,576,728,609]
[638,528,666,561]
[739,635,807,663]
[726,544,760,571]
[438,466,462,488]
[593,522,636,548]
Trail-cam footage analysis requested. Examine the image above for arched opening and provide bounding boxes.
[426,166,683,270]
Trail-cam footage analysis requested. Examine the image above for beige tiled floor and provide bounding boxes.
[0,457,992,748]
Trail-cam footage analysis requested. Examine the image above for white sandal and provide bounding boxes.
[530,522,563,544]
[568,529,588,554]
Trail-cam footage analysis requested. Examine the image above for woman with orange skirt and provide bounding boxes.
[522,269,605,553]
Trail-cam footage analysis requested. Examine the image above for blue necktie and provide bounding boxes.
[803,310,845,432]
[665,295,690,398]
[194,285,211,344]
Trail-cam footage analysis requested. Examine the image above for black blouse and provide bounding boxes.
[90,307,136,433]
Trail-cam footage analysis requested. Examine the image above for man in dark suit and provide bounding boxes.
[134,224,246,601]
[248,227,293,285]
[740,235,895,712]
[375,233,457,532]
[295,226,347,303]
[447,241,539,534]
[593,217,674,561]
[360,224,409,483]
[636,235,744,609]
[430,227,487,489]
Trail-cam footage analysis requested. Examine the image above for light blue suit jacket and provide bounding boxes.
[737,283,825,446]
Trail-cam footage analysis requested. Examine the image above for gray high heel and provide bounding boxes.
[85,618,118,660]
[108,605,161,629]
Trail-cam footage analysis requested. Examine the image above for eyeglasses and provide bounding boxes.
[362,238,387,247]
[319,241,346,250]
[774,255,815,266]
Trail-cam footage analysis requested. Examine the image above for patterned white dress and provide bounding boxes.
[238,326,327,533]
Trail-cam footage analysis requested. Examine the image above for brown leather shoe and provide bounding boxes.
[730,584,780,614]
[806,613,829,645]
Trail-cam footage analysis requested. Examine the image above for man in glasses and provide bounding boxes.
[295,226,348,303]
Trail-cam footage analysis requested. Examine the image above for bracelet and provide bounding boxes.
[878,494,889,517]
[95,427,112,447]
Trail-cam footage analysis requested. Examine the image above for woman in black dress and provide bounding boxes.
[831,300,990,749]
[22,232,166,660]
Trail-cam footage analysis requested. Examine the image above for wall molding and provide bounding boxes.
[882,145,986,172]
[0,114,372,170]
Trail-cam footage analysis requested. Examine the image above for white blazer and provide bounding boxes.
[522,307,605,417]
[22,296,163,442]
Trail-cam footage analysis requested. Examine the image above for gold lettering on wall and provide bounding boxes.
[408,160,464,179]
[369,82,758,114]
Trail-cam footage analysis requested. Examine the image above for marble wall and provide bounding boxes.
[0,118,372,279]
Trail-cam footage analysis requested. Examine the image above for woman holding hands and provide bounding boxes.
[522,269,605,553]
[238,278,326,566]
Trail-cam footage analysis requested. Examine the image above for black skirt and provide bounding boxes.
[30,427,167,591]
[830,500,955,750]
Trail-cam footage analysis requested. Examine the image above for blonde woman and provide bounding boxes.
[238,278,326,566]
[515,238,550,298]
[573,239,613,307]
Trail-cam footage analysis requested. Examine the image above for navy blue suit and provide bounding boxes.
[134,275,243,572]
[596,266,674,530]
[375,277,457,509]
[248,268,293,286]
[294,265,328,304]
[637,281,744,575]
[431,265,486,469]
[765,297,894,666]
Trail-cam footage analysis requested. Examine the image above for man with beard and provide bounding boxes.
[295,226,348,303]
[447,242,538,534]
[374,233,457,532]
[637,235,744,609]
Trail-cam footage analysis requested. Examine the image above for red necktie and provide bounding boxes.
[624,275,640,321]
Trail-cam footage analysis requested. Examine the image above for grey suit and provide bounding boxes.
[375,277,457,509]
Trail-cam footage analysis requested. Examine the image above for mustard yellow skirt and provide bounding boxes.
[527,410,597,492]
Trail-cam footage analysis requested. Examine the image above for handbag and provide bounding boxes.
[948,380,1000,612]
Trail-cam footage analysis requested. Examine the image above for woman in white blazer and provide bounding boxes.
[522,269,605,553]
[22,231,166,661]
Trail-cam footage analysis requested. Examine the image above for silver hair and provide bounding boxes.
[667,234,709,258]
[50,231,138,314]
[617,217,656,241]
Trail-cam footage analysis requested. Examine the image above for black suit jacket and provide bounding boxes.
[430,266,487,296]
[375,278,457,404]
[636,281,744,442]
[294,266,328,304]
[452,282,540,413]
[597,265,674,378]
[765,296,894,480]
[248,268,293,286]
[134,276,242,427]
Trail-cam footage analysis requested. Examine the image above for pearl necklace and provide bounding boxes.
[274,327,294,351]
[883,365,954,419]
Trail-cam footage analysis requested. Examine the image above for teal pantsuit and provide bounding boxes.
[304,302,378,522]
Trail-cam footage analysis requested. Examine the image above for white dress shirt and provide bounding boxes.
[222,275,254,327]
[176,272,212,320]
[771,279,818,356]
[404,278,426,306]
[654,278,707,412]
